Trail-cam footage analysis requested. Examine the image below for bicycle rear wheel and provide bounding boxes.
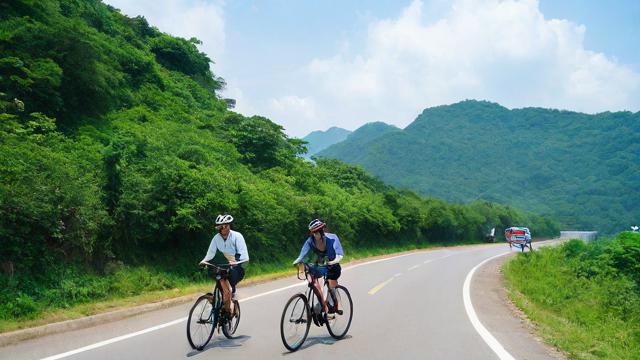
[280,294,311,351]
[326,285,353,339]
[222,300,240,338]
[187,294,216,350]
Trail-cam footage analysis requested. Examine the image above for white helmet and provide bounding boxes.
[215,214,234,225]
[308,218,326,233]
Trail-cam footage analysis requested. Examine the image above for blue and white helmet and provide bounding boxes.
[215,214,234,225]
[308,218,326,233]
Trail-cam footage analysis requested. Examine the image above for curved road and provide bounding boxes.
[0,242,561,360]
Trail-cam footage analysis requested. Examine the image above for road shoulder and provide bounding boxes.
[471,253,565,360]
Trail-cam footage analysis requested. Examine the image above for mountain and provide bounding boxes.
[317,100,640,234]
[302,126,351,158]
[319,122,400,159]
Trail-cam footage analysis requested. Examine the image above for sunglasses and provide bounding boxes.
[216,224,228,231]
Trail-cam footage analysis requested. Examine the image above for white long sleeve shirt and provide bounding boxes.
[201,230,249,264]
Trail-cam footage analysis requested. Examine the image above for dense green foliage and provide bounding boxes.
[504,233,640,359]
[0,1,558,324]
[301,126,351,159]
[317,100,640,234]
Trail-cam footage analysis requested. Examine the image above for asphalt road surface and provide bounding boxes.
[0,242,562,360]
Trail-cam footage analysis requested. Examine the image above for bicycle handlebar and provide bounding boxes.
[200,261,232,275]
[295,262,328,281]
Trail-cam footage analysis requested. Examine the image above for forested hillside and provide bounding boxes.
[0,1,557,323]
[317,100,640,233]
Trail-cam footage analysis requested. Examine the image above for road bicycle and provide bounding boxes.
[280,262,353,351]
[186,262,241,350]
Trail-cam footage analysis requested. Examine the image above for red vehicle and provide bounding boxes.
[504,227,532,252]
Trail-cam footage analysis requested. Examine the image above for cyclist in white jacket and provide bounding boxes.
[200,214,249,314]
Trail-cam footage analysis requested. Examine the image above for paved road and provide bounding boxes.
[0,242,561,360]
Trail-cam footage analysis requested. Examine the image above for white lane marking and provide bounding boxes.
[408,264,421,271]
[463,252,515,360]
[423,259,432,264]
[394,273,403,277]
[368,277,394,295]
[40,318,186,360]
[39,247,450,360]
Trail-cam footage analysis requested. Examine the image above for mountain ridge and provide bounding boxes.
[316,100,640,233]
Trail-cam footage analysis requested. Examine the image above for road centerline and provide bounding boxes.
[368,277,394,295]
[37,249,436,360]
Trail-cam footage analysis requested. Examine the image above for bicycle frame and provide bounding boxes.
[204,263,232,329]
[298,263,336,326]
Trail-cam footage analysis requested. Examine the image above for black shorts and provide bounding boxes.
[327,263,341,280]
[209,265,245,290]
[228,265,245,288]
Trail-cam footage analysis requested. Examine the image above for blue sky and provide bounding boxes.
[106,0,640,137]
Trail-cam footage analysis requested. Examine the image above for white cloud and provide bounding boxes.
[303,0,640,134]
[268,96,318,135]
[106,0,225,61]
[103,0,639,138]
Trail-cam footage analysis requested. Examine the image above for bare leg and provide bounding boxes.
[311,278,329,313]
[220,279,233,314]
[327,279,338,312]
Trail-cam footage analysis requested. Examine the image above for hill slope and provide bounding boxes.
[318,100,640,233]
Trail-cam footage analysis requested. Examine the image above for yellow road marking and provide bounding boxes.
[368,277,394,295]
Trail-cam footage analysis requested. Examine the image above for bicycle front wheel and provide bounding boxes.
[222,299,240,338]
[187,294,216,350]
[280,294,311,351]
[326,285,353,339]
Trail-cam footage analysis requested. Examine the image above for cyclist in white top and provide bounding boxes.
[200,214,249,314]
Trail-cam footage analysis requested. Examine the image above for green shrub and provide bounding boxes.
[504,232,640,359]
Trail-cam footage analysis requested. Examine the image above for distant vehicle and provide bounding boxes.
[485,227,496,242]
[504,227,532,252]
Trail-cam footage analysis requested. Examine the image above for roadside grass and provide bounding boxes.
[0,239,484,333]
[503,234,640,359]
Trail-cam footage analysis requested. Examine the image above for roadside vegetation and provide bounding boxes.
[0,0,558,331]
[504,232,640,359]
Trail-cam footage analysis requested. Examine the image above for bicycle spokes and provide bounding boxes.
[280,294,311,351]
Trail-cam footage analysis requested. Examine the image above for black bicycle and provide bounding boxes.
[187,263,241,350]
[280,263,353,351]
